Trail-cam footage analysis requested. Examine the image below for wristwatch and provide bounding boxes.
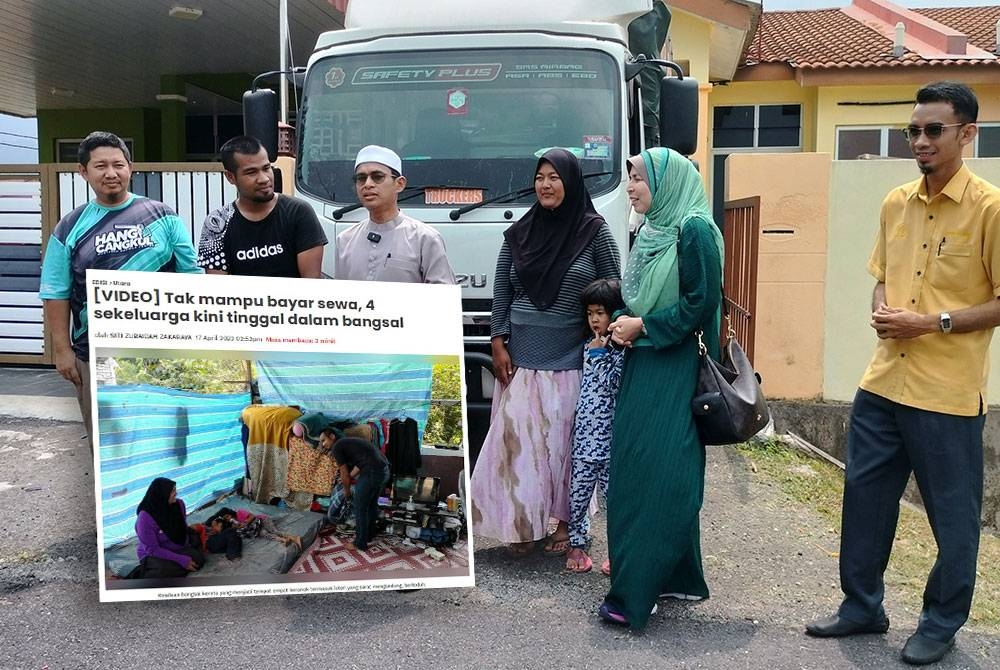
[940,312,952,334]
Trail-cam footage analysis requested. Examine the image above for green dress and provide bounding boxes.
[605,217,722,629]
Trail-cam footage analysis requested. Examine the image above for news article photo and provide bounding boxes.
[88,271,473,602]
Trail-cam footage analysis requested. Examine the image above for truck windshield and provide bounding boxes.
[298,48,620,207]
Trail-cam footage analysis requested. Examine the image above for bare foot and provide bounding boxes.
[565,547,593,573]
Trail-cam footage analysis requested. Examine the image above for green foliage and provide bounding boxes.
[114,358,250,394]
[424,361,462,447]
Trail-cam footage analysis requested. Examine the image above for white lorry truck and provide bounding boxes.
[246,0,698,463]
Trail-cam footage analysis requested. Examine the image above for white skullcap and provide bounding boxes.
[354,145,402,176]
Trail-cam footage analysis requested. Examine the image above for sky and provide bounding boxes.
[0,114,37,163]
[0,0,991,163]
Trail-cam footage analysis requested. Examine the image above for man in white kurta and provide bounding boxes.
[335,145,456,284]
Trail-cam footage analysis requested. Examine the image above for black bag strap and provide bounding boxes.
[696,284,736,355]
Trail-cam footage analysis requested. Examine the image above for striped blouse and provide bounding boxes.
[491,223,621,371]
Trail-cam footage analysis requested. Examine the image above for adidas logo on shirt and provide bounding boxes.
[236,244,284,261]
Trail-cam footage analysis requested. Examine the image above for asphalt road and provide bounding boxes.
[1,414,997,670]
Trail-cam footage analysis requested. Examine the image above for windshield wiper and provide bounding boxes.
[331,186,430,220]
[448,185,534,221]
[448,171,614,221]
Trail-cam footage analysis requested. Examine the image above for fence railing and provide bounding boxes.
[0,169,44,362]
[0,163,234,365]
[722,196,760,364]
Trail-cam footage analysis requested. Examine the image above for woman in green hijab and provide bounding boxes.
[598,147,724,630]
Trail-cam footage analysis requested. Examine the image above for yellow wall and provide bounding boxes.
[816,85,920,155]
[725,153,830,399]
[709,81,819,152]
[668,12,714,184]
[718,81,1000,157]
[669,12,712,84]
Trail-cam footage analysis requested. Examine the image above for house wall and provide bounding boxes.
[720,80,1000,158]
[725,152,830,400]
[670,12,712,86]
[817,84,926,155]
[35,73,252,164]
[709,80,820,152]
[36,108,159,163]
[669,11,713,178]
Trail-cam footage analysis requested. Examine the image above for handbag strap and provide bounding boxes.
[695,285,737,355]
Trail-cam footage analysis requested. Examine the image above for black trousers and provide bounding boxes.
[139,546,205,578]
[206,527,243,559]
[838,389,984,641]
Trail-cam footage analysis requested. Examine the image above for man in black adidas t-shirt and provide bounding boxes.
[198,136,327,277]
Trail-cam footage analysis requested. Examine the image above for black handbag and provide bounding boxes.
[690,325,769,446]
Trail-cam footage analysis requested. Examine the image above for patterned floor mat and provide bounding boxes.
[290,529,469,575]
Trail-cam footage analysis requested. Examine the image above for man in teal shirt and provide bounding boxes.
[39,131,201,450]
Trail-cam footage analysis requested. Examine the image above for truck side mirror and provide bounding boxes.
[242,89,279,162]
[659,76,699,156]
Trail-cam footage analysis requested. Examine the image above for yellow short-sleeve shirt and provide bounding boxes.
[861,164,1000,416]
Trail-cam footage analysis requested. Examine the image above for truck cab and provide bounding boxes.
[248,0,697,464]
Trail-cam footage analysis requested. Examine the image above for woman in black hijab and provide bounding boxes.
[471,148,621,556]
[134,477,204,577]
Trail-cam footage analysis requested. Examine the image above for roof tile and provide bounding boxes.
[743,5,1000,70]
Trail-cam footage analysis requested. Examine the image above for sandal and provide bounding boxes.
[598,601,658,627]
[542,534,571,556]
[598,601,628,626]
[565,548,593,573]
[600,558,611,576]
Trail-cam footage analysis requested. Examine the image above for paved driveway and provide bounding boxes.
[0,404,997,669]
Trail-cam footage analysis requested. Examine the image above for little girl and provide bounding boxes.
[566,279,626,573]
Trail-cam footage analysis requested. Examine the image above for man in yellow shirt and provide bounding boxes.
[806,81,1000,666]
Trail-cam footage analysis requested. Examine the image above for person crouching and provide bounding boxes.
[319,433,391,552]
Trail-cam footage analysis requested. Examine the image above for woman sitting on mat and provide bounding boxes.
[134,477,205,578]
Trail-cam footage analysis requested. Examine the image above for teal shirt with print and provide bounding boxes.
[39,194,202,361]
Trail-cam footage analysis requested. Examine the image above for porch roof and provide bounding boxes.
[0,0,345,118]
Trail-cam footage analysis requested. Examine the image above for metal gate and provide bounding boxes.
[0,169,44,362]
[0,163,234,365]
[722,196,760,363]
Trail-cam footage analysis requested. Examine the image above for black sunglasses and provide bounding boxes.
[901,122,966,141]
[353,170,398,185]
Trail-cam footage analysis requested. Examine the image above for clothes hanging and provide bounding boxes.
[386,417,421,480]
